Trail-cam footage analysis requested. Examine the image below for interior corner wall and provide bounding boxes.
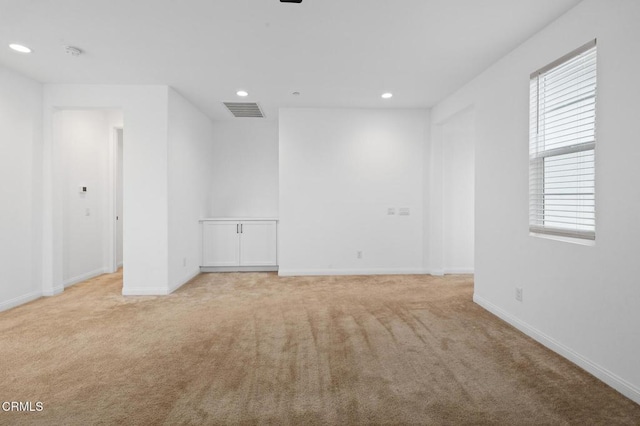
[210,120,279,218]
[431,0,640,403]
[440,109,475,274]
[427,108,475,276]
[279,108,427,275]
[421,110,432,273]
[0,65,43,311]
[167,88,214,291]
[43,85,170,295]
[54,109,121,287]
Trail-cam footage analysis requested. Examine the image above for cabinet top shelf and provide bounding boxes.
[199,218,279,222]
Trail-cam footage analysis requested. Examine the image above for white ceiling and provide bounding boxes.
[0,0,581,121]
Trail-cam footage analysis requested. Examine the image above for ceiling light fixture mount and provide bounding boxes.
[9,43,31,53]
[292,91,300,96]
[236,90,249,97]
[64,46,82,56]
[381,92,393,99]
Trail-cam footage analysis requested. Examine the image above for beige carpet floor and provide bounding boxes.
[0,271,639,425]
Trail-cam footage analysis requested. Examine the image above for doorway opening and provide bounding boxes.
[114,127,124,271]
[52,109,124,289]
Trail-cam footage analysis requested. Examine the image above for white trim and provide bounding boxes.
[122,286,170,296]
[108,126,124,273]
[64,268,107,288]
[529,232,596,247]
[42,285,63,297]
[106,125,117,273]
[199,217,279,222]
[474,294,640,405]
[122,270,201,296]
[277,268,472,277]
[443,268,474,274]
[531,39,597,78]
[0,291,42,312]
[201,266,279,273]
[278,268,427,277]
[168,270,201,293]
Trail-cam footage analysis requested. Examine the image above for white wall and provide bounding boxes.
[210,120,279,218]
[43,85,170,295]
[441,109,475,273]
[167,88,214,291]
[279,108,428,275]
[54,109,122,287]
[432,0,640,403]
[0,65,43,311]
[116,128,123,267]
[428,108,475,275]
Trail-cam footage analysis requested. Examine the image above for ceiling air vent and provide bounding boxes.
[223,102,264,118]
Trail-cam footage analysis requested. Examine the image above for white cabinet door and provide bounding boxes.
[239,221,277,266]
[202,221,240,266]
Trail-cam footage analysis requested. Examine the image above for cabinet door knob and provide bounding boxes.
[236,224,239,234]
[240,224,243,233]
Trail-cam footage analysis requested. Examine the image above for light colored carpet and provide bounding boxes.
[0,271,638,425]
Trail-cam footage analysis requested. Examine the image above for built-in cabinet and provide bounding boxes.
[200,218,278,272]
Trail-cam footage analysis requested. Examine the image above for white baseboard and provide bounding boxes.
[42,286,63,296]
[473,294,640,405]
[278,268,426,277]
[64,268,107,288]
[426,268,474,276]
[121,269,201,296]
[0,291,42,312]
[444,268,474,274]
[121,286,170,296]
[277,267,474,277]
[201,266,278,273]
[168,269,201,294]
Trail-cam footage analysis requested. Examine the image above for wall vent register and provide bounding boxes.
[223,102,264,118]
[529,40,597,240]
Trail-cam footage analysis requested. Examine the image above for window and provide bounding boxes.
[529,40,597,240]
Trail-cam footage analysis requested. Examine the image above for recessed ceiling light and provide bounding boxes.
[9,43,31,53]
[381,92,393,99]
[236,90,249,97]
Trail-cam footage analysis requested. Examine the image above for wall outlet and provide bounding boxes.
[515,287,523,302]
[357,251,363,259]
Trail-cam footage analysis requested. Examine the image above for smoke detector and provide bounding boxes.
[64,46,82,56]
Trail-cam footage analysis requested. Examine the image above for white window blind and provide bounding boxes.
[529,40,597,240]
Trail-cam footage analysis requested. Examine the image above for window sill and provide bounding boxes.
[529,232,595,247]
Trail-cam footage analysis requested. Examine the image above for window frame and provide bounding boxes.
[529,40,597,241]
